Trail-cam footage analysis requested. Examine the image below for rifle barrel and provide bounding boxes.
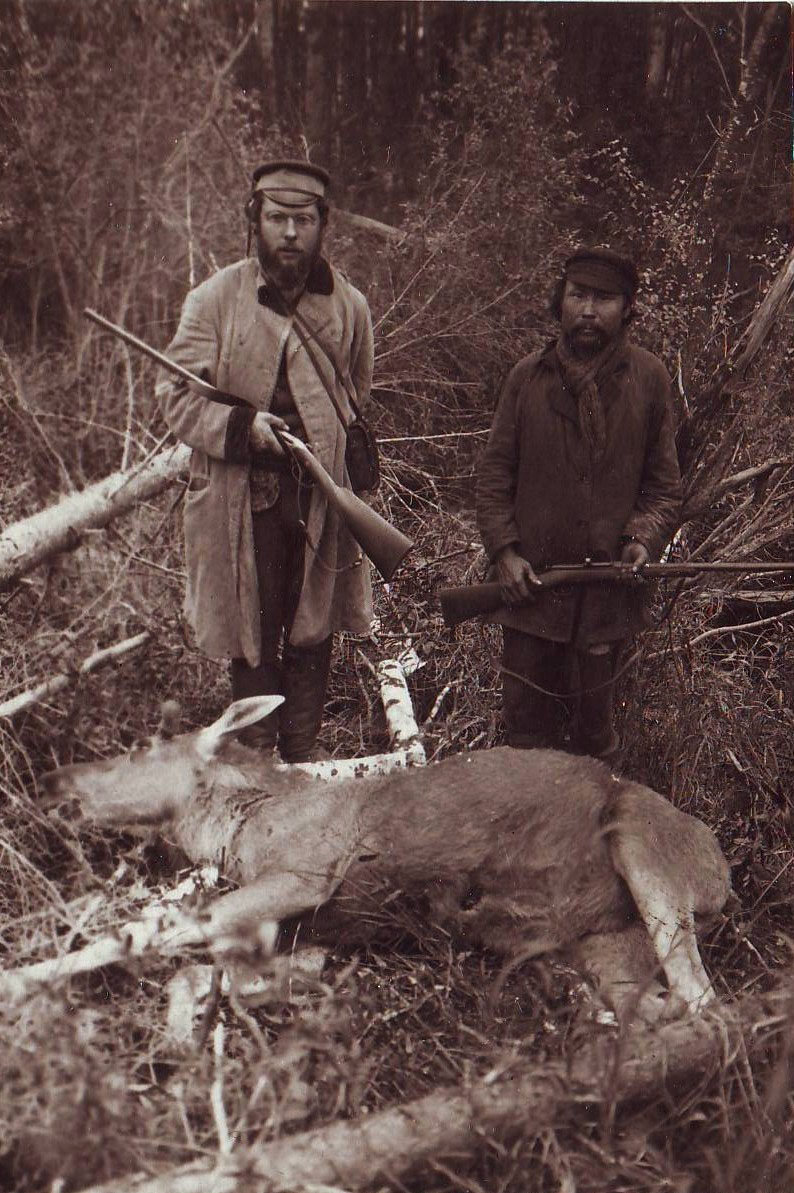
[545,561,794,578]
[438,561,794,628]
[83,308,414,582]
[84,308,225,401]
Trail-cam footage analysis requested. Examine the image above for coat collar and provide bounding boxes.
[257,256,334,312]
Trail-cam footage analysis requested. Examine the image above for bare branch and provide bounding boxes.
[0,631,151,720]
[70,986,792,1193]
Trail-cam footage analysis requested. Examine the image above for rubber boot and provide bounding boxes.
[229,658,282,751]
[278,637,333,763]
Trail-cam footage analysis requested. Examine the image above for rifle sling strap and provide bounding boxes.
[264,276,363,432]
[288,307,363,429]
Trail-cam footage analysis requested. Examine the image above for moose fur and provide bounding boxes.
[41,696,731,1021]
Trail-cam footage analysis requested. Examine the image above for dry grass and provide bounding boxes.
[1,435,794,1191]
[1,83,793,1189]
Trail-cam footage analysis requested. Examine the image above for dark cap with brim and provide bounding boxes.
[252,160,331,208]
[564,247,639,298]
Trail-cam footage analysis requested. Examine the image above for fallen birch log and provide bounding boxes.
[0,866,224,1003]
[375,653,426,763]
[0,442,190,590]
[0,631,151,719]
[73,985,791,1193]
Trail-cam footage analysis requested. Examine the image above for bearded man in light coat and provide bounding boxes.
[158,161,374,761]
[476,247,682,759]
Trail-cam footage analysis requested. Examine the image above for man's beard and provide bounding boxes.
[563,325,610,359]
[256,233,322,292]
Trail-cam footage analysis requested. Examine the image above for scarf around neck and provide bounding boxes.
[555,331,626,463]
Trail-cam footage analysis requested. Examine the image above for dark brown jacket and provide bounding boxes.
[476,341,682,644]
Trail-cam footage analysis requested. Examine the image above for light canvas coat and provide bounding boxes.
[157,256,375,665]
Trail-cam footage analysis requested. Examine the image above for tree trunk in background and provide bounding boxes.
[645,6,668,100]
[272,0,304,131]
[256,0,275,130]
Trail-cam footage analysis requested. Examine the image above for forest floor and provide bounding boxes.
[1,473,793,1193]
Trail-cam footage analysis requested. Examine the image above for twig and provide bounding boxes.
[120,343,135,472]
[211,1020,233,1155]
[681,5,735,103]
[185,135,195,289]
[378,430,489,444]
[648,606,794,657]
[0,631,152,719]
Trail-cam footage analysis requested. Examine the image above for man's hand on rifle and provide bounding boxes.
[494,545,544,605]
[250,411,290,456]
[619,538,650,572]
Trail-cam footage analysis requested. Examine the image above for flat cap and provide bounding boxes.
[564,247,639,298]
[252,160,331,207]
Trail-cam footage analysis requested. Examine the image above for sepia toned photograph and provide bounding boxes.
[0,2,791,1190]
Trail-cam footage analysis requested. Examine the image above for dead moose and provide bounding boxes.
[41,695,730,1023]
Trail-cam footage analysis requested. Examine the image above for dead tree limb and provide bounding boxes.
[334,209,405,244]
[679,246,794,477]
[0,443,189,591]
[0,631,151,719]
[73,984,792,1193]
[681,455,794,521]
[725,248,794,383]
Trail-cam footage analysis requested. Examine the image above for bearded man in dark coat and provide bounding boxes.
[476,247,682,758]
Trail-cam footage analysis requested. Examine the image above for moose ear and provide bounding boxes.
[196,696,284,759]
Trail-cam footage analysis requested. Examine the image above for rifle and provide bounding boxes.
[83,308,413,582]
[438,561,794,628]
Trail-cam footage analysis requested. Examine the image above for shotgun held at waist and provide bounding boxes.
[82,308,413,582]
[438,562,794,629]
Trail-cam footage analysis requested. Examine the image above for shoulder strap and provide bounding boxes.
[261,273,364,430]
[290,306,364,423]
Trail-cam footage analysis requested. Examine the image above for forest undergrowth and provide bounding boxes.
[1,11,793,1192]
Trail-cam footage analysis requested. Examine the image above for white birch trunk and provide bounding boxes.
[0,443,190,589]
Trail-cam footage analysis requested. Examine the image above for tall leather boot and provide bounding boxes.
[279,636,333,763]
[229,658,282,751]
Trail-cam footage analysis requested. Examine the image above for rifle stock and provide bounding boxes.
[84,308,413,582]
[438,561,794,628]
[275,432,412,581]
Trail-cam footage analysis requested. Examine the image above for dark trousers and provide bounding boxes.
[231,481,332,762]
[501,628,621,758]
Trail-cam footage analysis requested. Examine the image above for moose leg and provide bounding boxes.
[203,862,348,953]
[573,924,669,1024]
[610,843,714,1011]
